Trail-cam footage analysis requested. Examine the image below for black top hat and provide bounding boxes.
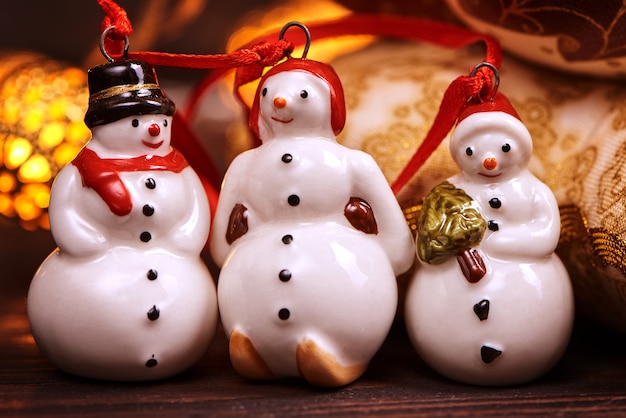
[84,59,175,128]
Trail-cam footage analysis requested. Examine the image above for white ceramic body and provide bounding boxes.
[406,249,574,386]
[405,110,575,386]
[28,115,218,381]
[218,222,397,378]
[211,69,414,385]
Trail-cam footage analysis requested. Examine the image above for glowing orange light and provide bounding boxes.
[5,137,32,169]
[18,154,52,183]
[0,172,15,192]
[0,52,90,230]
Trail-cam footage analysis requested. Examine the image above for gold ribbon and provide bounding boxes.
[89,83,160,102]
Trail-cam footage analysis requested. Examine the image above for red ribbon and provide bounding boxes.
[95,0,502,197]
[96,0,132,58]
[186,15,502,195]
[390,69,497,195]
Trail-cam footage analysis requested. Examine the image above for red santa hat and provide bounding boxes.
[457,91,521,125]
[249,57,346,139]
[452,90,533,158]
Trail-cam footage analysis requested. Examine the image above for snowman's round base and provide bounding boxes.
[27,248,219,381]
[217,224,399,386]
[405,255,575,386]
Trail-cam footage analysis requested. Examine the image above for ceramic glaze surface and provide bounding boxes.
[27,113,218,381]
[211,66,414,387]
[405,106,575,386]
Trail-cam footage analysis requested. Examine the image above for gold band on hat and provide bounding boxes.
[89,83,161,102]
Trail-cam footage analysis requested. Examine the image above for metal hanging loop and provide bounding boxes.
[279,21,311,59]
[99,26,130,63]
[469,62,500,101]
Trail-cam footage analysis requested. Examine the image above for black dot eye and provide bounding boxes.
[465,147,473,156]
[300,90,308,99]
[132,119,139,127]
[163,119,168,127]
[262,87,267,97]
[502,143,511,152]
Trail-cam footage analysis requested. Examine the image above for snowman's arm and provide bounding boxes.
[209,153,250,267]
[169,168,211,254]
[349,152,415,275]
[483,181,561,259]
[520,182,562,253]
[48,165,107,256]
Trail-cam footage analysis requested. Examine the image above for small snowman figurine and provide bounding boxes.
[27,58,218,380]
[210,23,415,387]
[404,85,575,386]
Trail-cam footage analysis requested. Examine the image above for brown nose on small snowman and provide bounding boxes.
[148,123,161,137]
[483,157,497,171]
[274,97,287,109]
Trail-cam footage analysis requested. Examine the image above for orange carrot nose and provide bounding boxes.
[273,97,287,108]
[483,157,497,170]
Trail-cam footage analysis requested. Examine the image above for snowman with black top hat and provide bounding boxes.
[27,58,218,381]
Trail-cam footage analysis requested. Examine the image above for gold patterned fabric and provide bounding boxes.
[331,41,626,333]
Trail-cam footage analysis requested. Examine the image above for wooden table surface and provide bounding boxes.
[2,222,626,417]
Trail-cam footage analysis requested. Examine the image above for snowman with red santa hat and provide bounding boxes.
[27,58,218,381]
[210,22,414,387]
[404,77,575,386]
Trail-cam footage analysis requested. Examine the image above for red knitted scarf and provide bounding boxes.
[72,147,189,216]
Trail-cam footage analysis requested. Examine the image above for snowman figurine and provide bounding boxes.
[210,24,415,387]
[404,90,575,386]
[27,59,218,381]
